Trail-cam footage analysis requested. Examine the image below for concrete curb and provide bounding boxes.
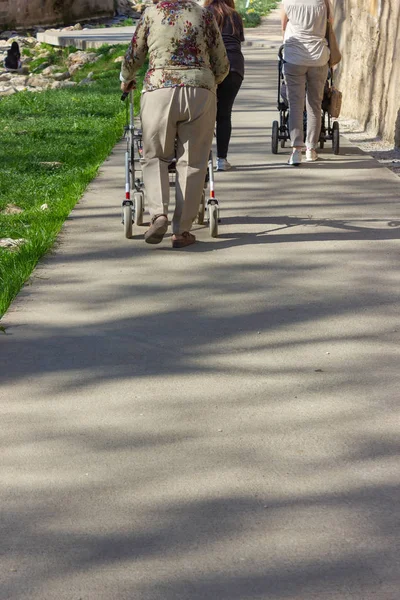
[37,26,138,49]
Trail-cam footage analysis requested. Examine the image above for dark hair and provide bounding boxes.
[11,41,20,56]
[204,0,242,36]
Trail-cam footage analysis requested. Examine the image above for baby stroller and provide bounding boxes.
[271,45,340,155]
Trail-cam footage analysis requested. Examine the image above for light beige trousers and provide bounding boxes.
[140,86,216,235]
[284,62,329,148]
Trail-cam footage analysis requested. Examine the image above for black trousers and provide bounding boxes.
[216,70,243,159]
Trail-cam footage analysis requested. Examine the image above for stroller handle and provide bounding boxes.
[278,44,284,61]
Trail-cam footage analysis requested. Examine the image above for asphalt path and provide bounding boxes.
[1,14,400,600]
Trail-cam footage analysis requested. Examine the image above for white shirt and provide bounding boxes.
[283,0,330,66]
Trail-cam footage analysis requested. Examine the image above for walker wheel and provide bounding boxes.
[197,191,205,225]
[123,204,133,239]
[271,120,279,154]
[208,203,218,238]
[134,191,144,226]
[332,121,340,155]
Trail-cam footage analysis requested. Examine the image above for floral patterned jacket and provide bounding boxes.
[121,0,230,93]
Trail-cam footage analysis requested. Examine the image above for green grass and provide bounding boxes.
[237,0,278,27]
[28,43,80,72]
[0,44,145,318]
[116,17,135,27]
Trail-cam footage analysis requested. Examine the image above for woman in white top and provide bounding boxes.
[281,0,333,165]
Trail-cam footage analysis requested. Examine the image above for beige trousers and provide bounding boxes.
[140,86,216,235]
[284,62,329,148]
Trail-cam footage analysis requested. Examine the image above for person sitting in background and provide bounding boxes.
[204,0,244,171]
[4,41,22,71]
[120,0,229,248]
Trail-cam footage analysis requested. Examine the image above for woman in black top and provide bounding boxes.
[205,0,244,171]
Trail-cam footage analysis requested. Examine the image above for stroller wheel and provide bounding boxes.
[271,121,279,154]
[332,121,340,155]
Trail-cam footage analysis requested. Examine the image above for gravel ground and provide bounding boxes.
[339,118,400,177]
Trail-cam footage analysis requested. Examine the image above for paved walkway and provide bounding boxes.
[2,10,400,600]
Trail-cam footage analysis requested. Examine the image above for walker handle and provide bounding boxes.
[121,81,135,102]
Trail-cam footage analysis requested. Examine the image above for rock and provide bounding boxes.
[37,50,51,59]
[114,56,124,63]
[7,35,36,48]
[41,65,62,76]
[0,31,17,40]
[2,204,23,215]
[0,238,26,248]
[73,23,83,30]
[0,40,9,48]
[0,87,16,96]
[34,62,51,73]
[39,162,63,168]
[52,80,77,89]
[68,64,80,75]
[26,75,52,88]
[20,37,38,48]
[10,75,28,86]
[0,73,12,82]
[60,81,77,88]
[53,71,71,81]
[116,0,139,16]
[67,51,98,75]
[67,51,98,67]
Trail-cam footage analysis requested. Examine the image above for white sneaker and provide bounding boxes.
[215,157,231,171]
[288,149,302,166]
[306,148,318,162]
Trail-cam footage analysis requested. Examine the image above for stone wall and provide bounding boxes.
[0,0,115,28]
[333,0,400,145]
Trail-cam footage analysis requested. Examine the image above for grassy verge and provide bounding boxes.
[23,42,79,72]
[237,0,278,27]
[0,44,144,318]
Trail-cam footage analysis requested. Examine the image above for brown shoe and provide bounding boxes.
[171,231,196,249]
[144,214,168,244]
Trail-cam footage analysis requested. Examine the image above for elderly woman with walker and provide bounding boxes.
[120,0,229,248]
